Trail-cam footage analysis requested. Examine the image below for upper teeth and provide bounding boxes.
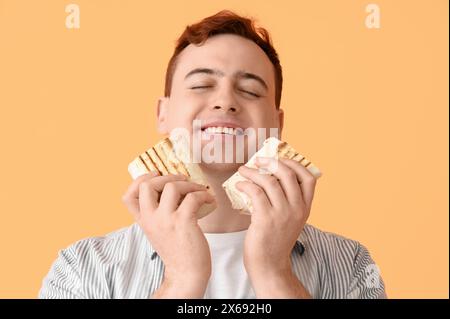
[203,126,241,135]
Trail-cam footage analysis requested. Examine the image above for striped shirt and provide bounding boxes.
[38,223,386,299]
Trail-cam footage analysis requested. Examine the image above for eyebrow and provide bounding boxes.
[184,68,268,91]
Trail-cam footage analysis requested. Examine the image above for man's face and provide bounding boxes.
[157,34,284,171]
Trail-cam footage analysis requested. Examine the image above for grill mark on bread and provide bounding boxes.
[166,137,192,178]
[277,142,291,159]
[159,138,190,176]
[300,158,311,166]
[142,151,158,172]
[138,155,150,173]
[147,147,169,175]
[277,142,288,154]
[154,141,177,175]
[292,153,305,162]
[277,140,313,168]
[153,145,171,174]
[139,151,156,172]
[284,146,296,159]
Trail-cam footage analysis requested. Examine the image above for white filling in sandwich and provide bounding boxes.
[222,137,322,214]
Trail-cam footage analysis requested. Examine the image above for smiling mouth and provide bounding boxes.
[201,126,244,136]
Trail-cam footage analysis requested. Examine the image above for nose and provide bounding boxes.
[211,83,240,113]
[213,104,238,112]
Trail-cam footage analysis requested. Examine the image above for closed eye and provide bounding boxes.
[239,90,260,98]
[190,86,212,90]
[190,86,260,98]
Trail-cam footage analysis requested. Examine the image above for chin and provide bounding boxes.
[199,161,242,173]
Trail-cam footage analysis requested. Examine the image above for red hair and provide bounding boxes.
[164,10,283,109]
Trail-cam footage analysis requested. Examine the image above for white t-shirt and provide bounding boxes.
[203,229,256,299]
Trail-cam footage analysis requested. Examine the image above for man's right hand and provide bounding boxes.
[122,172,215,298]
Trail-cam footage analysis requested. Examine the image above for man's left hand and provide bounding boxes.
[236,156,317,280]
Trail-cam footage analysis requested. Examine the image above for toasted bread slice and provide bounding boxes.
[128,136,216,219]
[222,137,321,214]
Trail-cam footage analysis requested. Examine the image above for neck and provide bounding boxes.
[197,164,251,234]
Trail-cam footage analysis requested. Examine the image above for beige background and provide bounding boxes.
[0,0,448,298]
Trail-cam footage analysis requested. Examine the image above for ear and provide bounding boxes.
[277,108,284,137]
[156,97,170,135]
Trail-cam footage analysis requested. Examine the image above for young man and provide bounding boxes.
[39,10,386,299]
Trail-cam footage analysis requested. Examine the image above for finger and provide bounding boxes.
[279,158,317,209]
[122,172,160,218]
[138,174,188,213]
[159,181,209,212]
[235,180,271,213]
[255,157,303,207]
[176,190,215,220]
[123,171,160,201]
[238,165,286,209]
